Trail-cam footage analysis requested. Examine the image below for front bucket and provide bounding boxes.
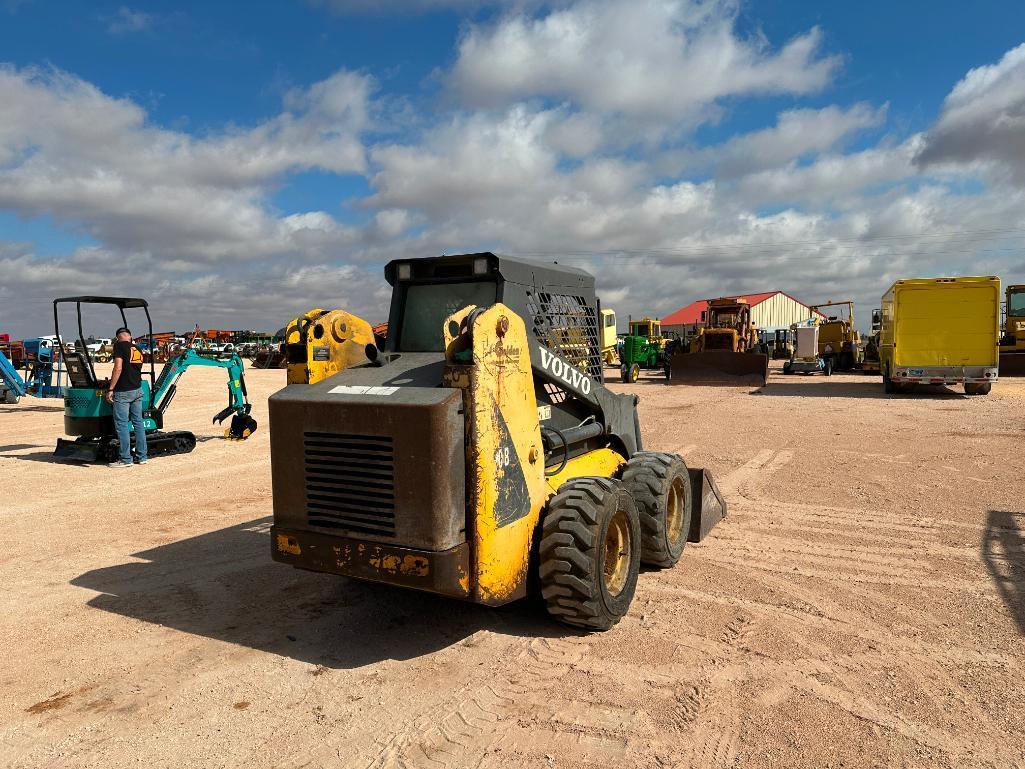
[687,467,727,543]
[999,351,1025,377]
[668,351,769,387]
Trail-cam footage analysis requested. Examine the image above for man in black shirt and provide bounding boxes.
[105,327,148,467]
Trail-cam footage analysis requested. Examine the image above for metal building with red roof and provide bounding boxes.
[662,291,819,332]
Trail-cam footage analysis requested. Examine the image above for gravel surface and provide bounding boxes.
[1,361,1023,769]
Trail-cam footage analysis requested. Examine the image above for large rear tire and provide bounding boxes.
[539,477,641,631]
[620,452,692,568]
[965,382,991,396]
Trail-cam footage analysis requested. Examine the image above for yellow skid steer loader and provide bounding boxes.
[269,253,726,630]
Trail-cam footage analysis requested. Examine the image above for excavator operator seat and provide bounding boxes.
[66,353,96,388]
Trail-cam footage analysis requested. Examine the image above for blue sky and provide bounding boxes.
[1,0,1024,336]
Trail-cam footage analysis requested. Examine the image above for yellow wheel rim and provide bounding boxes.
[603,509,632,597]
[666,477,685,546]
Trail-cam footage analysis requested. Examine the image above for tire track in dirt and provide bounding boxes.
[678,444,1025,767]
[346,449,797,769]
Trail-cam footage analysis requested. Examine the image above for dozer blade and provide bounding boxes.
[667,351,769,387]
[687,467,727,543]
[225,413,258,441]
[54,438,105,463]
[999,351,1025,377]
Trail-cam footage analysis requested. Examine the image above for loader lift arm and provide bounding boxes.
[152,349,257,439]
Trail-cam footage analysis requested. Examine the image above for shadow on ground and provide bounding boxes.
[1,404,65,412]
[0,443,46,452]
[2,434,223,464]
[72,517,574,669]
[754,379,965,399]
[983,510,1025,635]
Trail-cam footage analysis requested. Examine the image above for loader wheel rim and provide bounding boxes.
[666,477,686,546]
[603,509,632,598]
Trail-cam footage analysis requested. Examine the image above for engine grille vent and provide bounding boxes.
[704,331,734,351]
[303,431,396,537]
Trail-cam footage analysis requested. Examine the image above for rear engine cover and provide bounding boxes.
[270,381,466,551]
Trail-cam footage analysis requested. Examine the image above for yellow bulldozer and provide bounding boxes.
[999,284,1025,377]
[667,297,769,386]
[269,253,726,630]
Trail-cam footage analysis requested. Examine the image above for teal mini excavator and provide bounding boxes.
[52,296,258,463]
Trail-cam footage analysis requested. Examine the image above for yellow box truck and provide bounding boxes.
[878,276,1000,395]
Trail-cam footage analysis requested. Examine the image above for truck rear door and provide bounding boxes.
[895,280,999,367]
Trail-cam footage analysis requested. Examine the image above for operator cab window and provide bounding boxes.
[1010,291,1025,317]
[399,282,497,352]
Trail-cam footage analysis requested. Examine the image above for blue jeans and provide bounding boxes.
[112,388,148,464]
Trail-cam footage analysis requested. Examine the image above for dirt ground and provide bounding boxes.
[1,361,1024,769]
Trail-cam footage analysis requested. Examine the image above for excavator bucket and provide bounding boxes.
[999,351,1025,377]
[687,467,727,542]
[212,405,258,440]
[225,413,258,441]
[667,350,769,387]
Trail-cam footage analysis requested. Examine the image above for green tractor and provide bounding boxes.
[619,317,668,382]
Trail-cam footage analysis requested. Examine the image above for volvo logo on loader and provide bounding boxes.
[538,347,591,395]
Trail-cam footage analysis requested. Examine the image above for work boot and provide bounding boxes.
[108,461,132,468]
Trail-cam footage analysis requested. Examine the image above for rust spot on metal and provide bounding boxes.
[276,533,301,555]
[399,555,429,576]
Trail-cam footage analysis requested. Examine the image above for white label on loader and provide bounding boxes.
[537,405,552,421]
[328,385,399,396]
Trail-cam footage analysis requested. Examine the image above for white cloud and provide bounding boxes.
[0,65,371,263]
[107,6,152,35]
[448,0,840,121]
[310,0,515,13]
[691,103,887,178]
[2,22,1025,340]
[0,242,391,336]
[916,42,1025,182]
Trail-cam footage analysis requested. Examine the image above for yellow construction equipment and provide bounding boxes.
[667,297,769,386]
[269,253,725,630]
[809,300,862,371]
[283,309,376,385]
[999,284,1025,377]
[879,276,1000,395]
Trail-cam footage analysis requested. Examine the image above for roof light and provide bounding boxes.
[473,256,489,275]
[396,263,412,281]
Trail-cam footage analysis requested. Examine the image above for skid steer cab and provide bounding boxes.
[269,253,726,630]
